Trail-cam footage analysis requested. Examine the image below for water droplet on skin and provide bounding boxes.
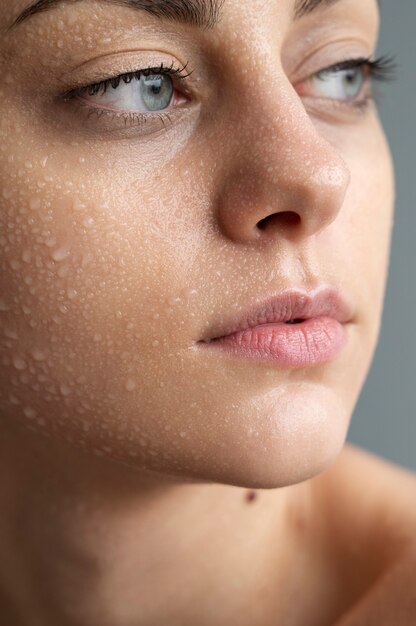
[81,253,93,268]
[4,327,18,339]
[57,265,70,278]
[40,156,48,168]
[73,198,86,211]
[83,216,94,227]
[29,197,41,210]
[9,394,20,405]
[23,406,37,419]
[152,340,160,347]
[12,356,27,370]
[125,379,136,392]
[93,333,102,342]
[51,246,70,262]
[59,383,72,396]
[10,260,20,271]
[22,250,31,263]
[67,288,78,300]
[45,237,57,248]
[31,348,46,361]
[168,296,182,306]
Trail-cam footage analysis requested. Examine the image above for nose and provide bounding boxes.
[215,75,351,244]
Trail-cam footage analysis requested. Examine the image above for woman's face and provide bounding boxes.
[0,0,393,487]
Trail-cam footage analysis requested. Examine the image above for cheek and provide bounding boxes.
[347,122,394,329]
[0,148,207,454]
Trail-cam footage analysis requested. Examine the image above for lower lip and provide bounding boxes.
[200,317,348,367]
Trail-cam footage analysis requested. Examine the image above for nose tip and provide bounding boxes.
[293,159,351,238]
[217,150,351,244]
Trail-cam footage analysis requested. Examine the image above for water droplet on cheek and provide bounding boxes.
[23,406,37,419]
[31,348,46,361]
[9,394,20,405]
[12,356,27,371]
[4,327,18,340]
[59,383,72,396]
[51,246,71,262]
[29,197,41,210]
[125,379,136,392]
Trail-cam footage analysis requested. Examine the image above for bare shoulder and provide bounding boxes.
[312,443,416,624]
[315,443,416,561]
[320,444,416,625]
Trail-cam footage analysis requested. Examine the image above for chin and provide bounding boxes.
[119,382,352,490]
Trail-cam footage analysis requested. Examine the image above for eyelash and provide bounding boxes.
[310,55,396,110]
[61,59,194,130]
[62,59,194,99]
[60,55,396,130]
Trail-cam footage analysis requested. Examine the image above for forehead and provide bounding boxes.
[2,0,351,32]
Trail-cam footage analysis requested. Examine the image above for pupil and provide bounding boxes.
[343,68,363,97]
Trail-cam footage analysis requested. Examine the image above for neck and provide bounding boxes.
[0,422,314,626]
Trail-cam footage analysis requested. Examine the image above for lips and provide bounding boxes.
[196,285,353,367]
[199,285,353,342]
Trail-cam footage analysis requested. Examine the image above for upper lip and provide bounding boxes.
[200,285,354,341]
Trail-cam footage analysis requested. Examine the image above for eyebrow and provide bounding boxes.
[8,0,224,31]
[294,0,341,19]
[8,0,349,32]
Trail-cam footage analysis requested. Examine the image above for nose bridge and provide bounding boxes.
[216,67,351,242]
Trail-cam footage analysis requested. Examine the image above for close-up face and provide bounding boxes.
[0,0,394,488]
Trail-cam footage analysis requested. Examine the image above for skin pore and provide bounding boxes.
[0,0,396,625]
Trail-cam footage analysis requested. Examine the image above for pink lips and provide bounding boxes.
[198,286,353,368]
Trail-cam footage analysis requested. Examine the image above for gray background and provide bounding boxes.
[347,2,416,469]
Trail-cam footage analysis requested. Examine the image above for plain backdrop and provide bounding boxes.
[347,1,416,469]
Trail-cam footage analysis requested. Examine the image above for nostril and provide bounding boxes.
[257,212,301,231]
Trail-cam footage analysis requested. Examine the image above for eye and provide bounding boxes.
[79,72,177,114]
[296,57,396,107]
[311,65,367,101]
[60,60,194,133]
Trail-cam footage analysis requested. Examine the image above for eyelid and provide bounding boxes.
[57,50,197,95]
